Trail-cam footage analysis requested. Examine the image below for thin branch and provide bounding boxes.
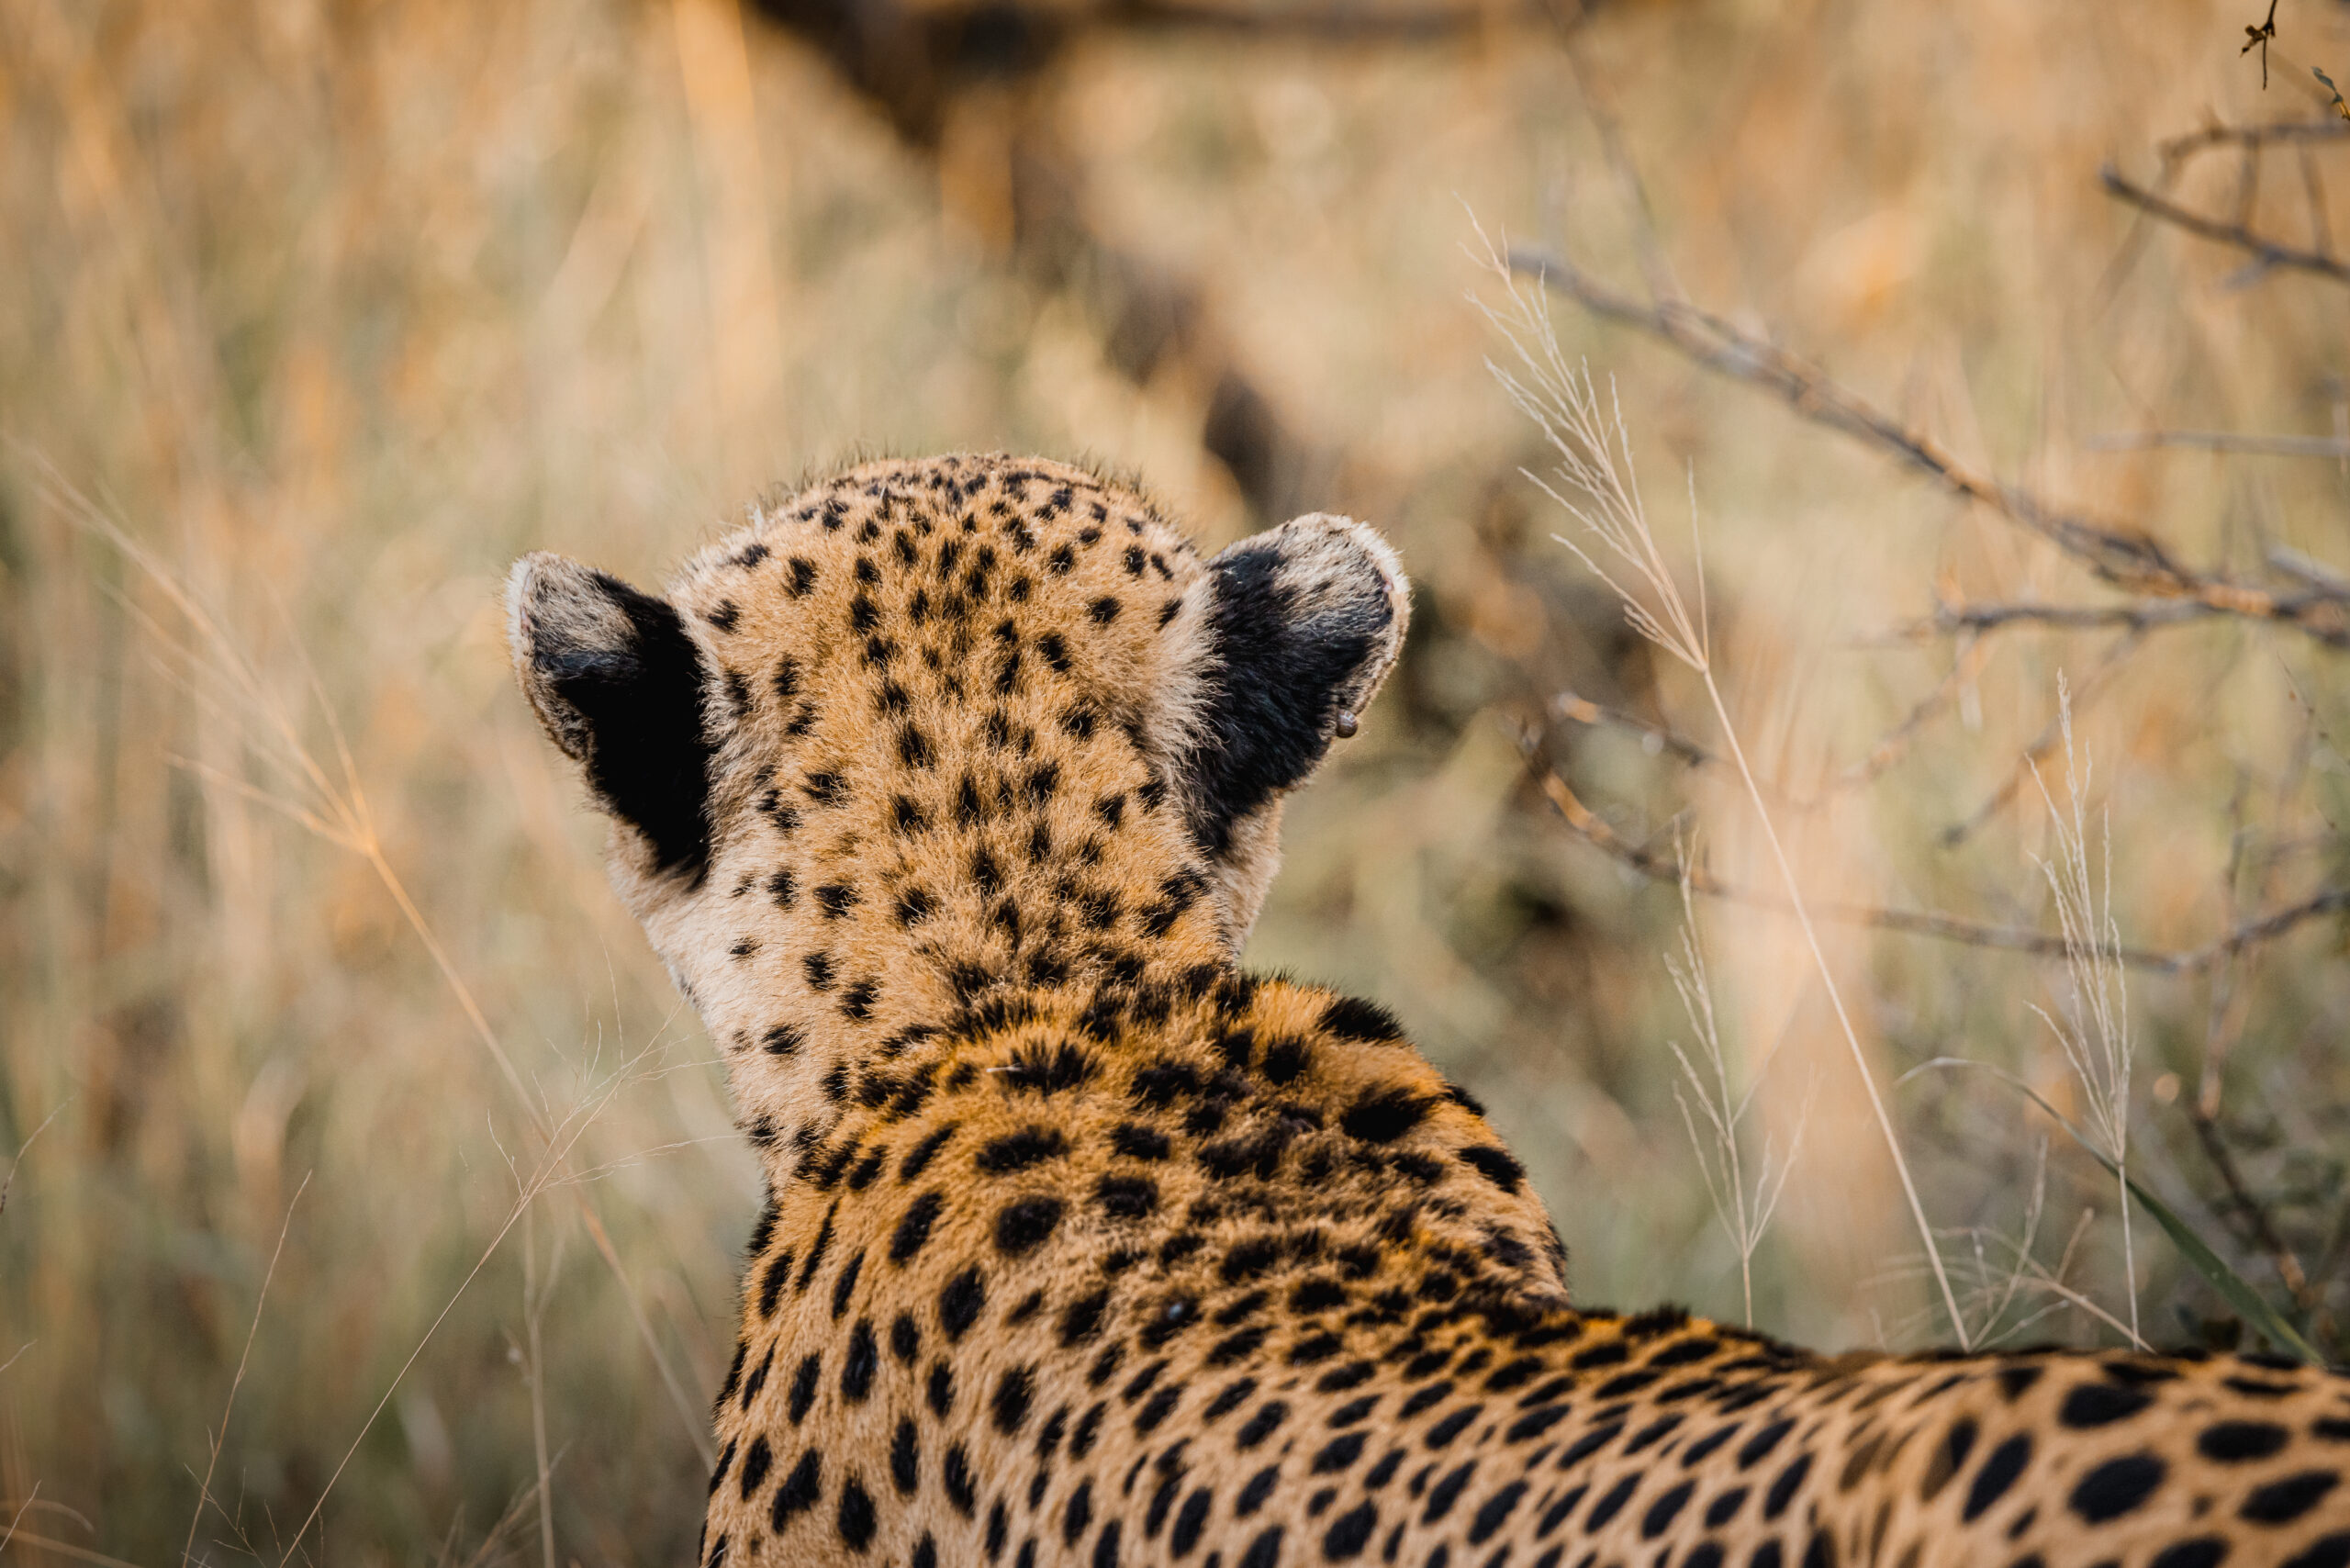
[2159,117,2350,163]
[2099,164,2350,285]
[1549,689,1720,768]
[2088,430,2350,458]
[1941,632,2141,849]
[2184,1109,2316,1309]
[1507,246,2350,647]
[1885,599,2222,638]
[1513,726,2350,974]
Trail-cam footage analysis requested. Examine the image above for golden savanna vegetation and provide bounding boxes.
[4,0,2347,1561]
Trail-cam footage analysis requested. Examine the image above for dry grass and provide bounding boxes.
[5,0,2350,1561]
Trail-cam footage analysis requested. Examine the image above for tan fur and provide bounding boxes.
[512,454,2350,1568]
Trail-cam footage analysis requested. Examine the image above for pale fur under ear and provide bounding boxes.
[1161,512,1411,945]
[506,552,716,880]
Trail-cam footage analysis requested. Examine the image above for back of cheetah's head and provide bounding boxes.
[507,454,1406,1164]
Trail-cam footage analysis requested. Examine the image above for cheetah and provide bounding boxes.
[508,454,2349,1568]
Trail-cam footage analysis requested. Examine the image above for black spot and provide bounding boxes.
[1424,1461,1478,1523]
[2243,1472,2338,1525]
[1472,1479,1530,1544]
[841,1320,878,1401]
[1097,1173,1158,1218]
[788,1352,821,1421]
[992,1363,1037,1435]
[1038,633,1072,672]
[739,1435,773,1499]
[1919,1417,1978,1502]
[1237,1402,1290,1449]
[940,1267,986,1338]
[757,1251,795,1318]
[1964,1435,2031,1521]
[1323,1498,1379,1559]
[1737,1417,1795,1469]
[771,1450,822,1529]
[1239,1525,1284,1568]
[2200,1421,2290,1462]
[942,1443,978,1516]
[1341,1089,1431,1143]
[2070,1453,2165,1522]
[1237,1465,1281,1516]
[1321,996,1406,1042]
[1001,1043,1095,1094]
[2283,1537,2350,1568]
[2059,1382,2154,1428]
[1089,595,1123,624]
[836,1475,876,1551]
[1763,1451,1812,1519]
[2151,1540,2229,1568]
[977,1126,1069,1173]
[996,1195,1066,1255]
[900,1125,957,1182]
[1172,1490,1214,1556]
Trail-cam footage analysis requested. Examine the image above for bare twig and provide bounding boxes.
[2088,430,2350,458]
[1506,246,2350,647]
[1941,632,2141,848]
[2158,116,2350,164]
[2184,1108,2316,1308]
[2243,0,2279,89]
[1885,599,2221,638]
[2099,164,2350,284]
[1549,690,1720,768]
[1512,728,2350,974]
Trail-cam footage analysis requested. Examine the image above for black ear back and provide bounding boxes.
[1186,516,1408,856]
[507,554,715,881]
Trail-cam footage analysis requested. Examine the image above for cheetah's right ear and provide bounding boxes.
[506,553,716,882]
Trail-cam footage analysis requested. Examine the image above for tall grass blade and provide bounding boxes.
[1905,1058,2324,1364]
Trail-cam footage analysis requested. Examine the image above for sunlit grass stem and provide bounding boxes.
[1473,230,1971,1348]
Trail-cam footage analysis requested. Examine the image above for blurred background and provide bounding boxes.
[6,0,2350,1561]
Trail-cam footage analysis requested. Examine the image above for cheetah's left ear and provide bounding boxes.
[1169,513,1409,938]
[506,552,717,883]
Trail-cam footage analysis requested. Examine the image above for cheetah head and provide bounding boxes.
[507,456,1407,1146]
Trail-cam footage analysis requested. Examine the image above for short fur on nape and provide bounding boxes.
[510,454,2350,1568]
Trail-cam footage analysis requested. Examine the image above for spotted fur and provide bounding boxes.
[510,454,2350,1568]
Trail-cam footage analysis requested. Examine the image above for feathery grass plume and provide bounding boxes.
[2027,673,2141,1344]
[1662,854,1809,1328]
[1471,218,1972,1346]
[29,469,722,1559]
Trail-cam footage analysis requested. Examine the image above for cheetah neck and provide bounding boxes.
[656,745,1233,1187]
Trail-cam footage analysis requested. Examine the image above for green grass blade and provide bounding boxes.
[1905,1058,2327,1366]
